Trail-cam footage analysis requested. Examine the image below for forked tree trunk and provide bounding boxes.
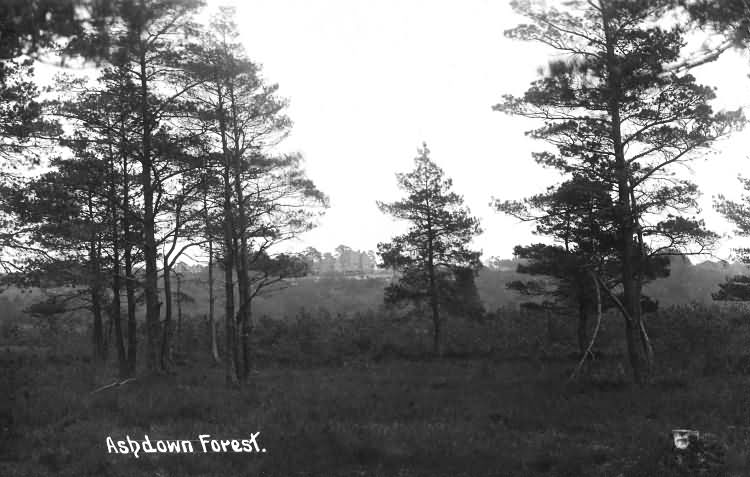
[229,79,252,381]
[569,271,603,382]
[631,186,654,380]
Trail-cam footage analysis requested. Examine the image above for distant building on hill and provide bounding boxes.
[303,245,385,277]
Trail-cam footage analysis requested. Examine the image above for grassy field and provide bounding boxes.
[3,339,750,477]
[4,293,750,476]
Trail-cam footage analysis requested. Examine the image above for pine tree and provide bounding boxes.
[378,143,482,356]
[184,6,327,383]
[497,0,741,382]
[96,0,203,374]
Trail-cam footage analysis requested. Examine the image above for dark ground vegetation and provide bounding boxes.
[3,284,750,477]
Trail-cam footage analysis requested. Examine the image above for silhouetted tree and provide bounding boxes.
[378,143,482,355]
[497,0,740,382]
[185,7,327,383]
[97,0,203,374]
[4,153,111,363]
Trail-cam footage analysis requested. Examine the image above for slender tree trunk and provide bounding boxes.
[176,272,183,340]
[427,240,441,356]
[234,217,251,380]
[241,300,251,379]
[203,166,220,363]
[223,197,238,385]
[86,188,106,364]
[100,235,111,361]
[631,187,654,378]
[90,239,105,363]
[160,260,173,370]
[138,44,161,374]
[218,84,238,386]
[232,177,251,379]
[231,236,242,379]
[232,200,250,380]
[124,259,137,376]
[111,241,127,377]
[424,196,441,357]
[569,271,603,382]
[123,176,137,377]
[91,289,104,360]
[109,145,127,377]
[208,238,220,364]
[229,81,253,380]
[601,3,643,383]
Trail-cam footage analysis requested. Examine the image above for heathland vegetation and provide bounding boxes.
[5,1,750,476]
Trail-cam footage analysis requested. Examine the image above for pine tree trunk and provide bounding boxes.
[124,227,137,377]
[176,272,183,343]
[229,81,252,381]
[111,250,127,378]
[218,84,238,386]
[601,2,643,383]
[631,187,654,379]
[88,189,106,364]
[426,204,441,357]
[109,150,127,377]
[208,239,220,364]
[90,243,105,363]
[160,261,173,370]
[91,292,104,359]
[137,46,161,374]
[121,146,137,377]
[428,249,441,357]
[241,302,251,380]
[223,198,238,386]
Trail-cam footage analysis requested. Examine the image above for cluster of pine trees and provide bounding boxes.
[0,1,327,384]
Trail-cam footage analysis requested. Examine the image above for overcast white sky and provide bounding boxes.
[218,1,750,260]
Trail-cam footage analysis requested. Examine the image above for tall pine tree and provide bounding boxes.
[497,0,741,382]
[378,143,482,356]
